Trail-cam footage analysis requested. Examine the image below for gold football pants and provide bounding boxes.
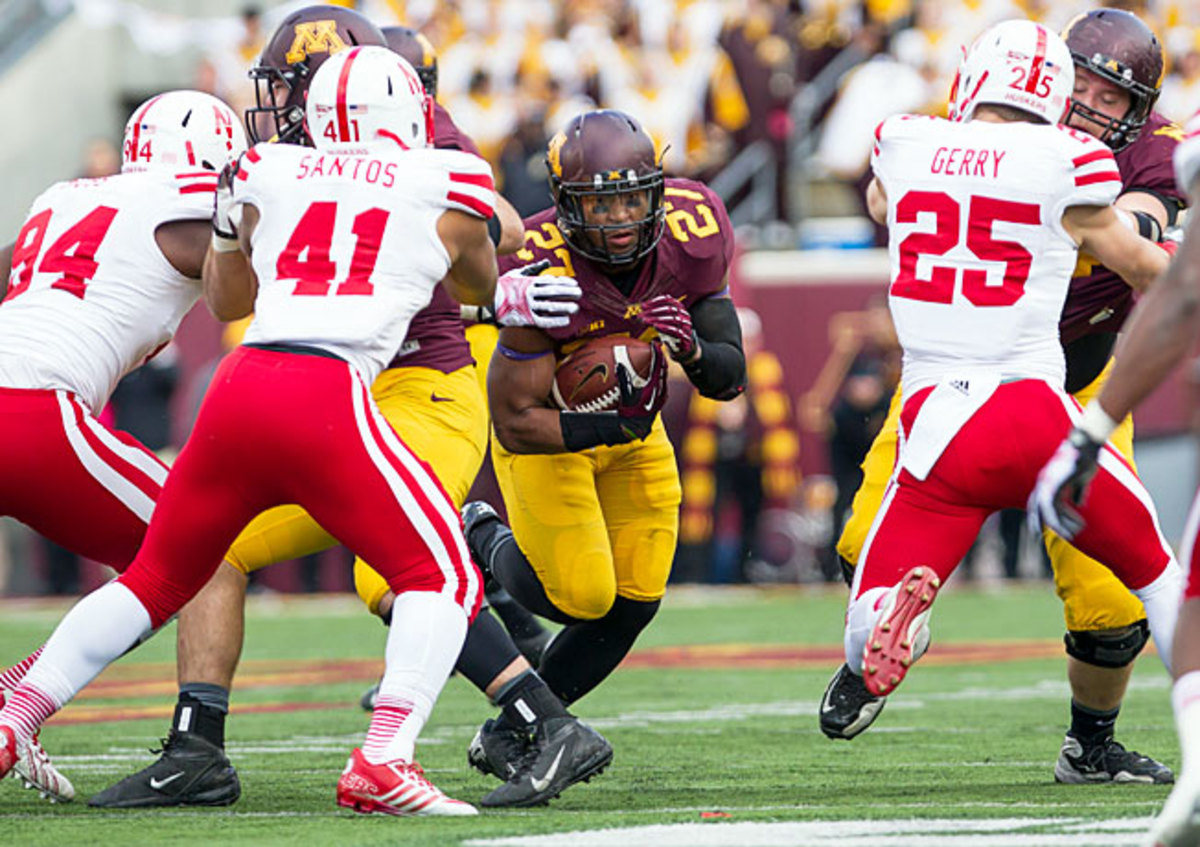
[491,419,681,620]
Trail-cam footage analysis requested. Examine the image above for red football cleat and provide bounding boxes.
[336,748,477,817]
[862,566,941,697]
[0,725,18,781]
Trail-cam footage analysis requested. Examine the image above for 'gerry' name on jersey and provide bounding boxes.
[871,113,1120,397]
[929,146,1006,178]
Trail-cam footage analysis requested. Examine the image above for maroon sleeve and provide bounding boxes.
[660,178,735,300]
[1116,113,1186,206]
[431,102,482,158]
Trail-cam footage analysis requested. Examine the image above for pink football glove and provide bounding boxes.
[639,295,698,361]
[494,260,581,329]
[614,342,669,441]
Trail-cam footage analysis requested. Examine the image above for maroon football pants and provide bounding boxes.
[0,387,166,569]
[117,346,481,627]
[854,379,1173,597]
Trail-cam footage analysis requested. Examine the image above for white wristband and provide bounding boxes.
[1077,402,1119,444]
[211,233,241,253]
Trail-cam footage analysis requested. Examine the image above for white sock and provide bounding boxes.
[1134,562,1183,674]
[844,586,888,675]
[1,582,150,747]
[362,591,467,765]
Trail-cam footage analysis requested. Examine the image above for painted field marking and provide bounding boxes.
[464,816,1154,847]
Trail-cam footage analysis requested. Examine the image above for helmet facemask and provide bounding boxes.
[1065,59,1159,151]
[552,170,665,268]
[246,61,311,145]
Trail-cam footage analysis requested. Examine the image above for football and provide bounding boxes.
[551,336,654,413]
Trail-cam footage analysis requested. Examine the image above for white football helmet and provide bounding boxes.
[949,19,1074,125]
[305,45,435,151]
[121,90,246,174]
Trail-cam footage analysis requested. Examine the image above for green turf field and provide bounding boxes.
[0,583,1175,845]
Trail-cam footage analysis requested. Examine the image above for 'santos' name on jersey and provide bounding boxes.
[295,154,400,187]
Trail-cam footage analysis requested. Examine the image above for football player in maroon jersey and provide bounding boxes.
[461,110,747,807]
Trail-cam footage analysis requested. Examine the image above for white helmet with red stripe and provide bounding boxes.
[949,19,1074,125]
[121,90,246,174]
[306,45,435,152]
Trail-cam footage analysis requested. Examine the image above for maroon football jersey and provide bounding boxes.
[1059,112,1185,345]
[498,178,735,356]
[389,102,481,372]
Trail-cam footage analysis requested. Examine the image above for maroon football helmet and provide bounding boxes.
[382,26,438,99]
[546,110,665,267]
[1063,9,1163,151]
[245,5,386,145]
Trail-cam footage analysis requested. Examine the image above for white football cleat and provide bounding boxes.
[12,732,75,803]
[336,749,477,817]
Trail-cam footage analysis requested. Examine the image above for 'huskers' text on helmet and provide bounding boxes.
[950,20,1074,126]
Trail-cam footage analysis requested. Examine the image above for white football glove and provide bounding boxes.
[1027,428,1102,541]
[494,259,581,329]
[211,160,242,252]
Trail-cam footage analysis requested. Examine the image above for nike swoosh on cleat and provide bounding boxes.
[529,745,566,793]
[149,772,185,790]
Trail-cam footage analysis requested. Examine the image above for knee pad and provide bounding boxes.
[1064,620,1150,669]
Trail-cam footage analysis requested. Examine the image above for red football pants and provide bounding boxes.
[855,379,1173,597]
[1178,490,1200,600]
[0,387,166,569]
[118,346,481,627]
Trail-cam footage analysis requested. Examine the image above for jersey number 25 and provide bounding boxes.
[892,190,1041,307]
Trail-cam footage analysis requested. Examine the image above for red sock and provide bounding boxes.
[0,646,44,692]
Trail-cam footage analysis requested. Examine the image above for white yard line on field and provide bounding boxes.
[463,816,1155,847]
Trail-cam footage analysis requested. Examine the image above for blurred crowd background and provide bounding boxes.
[0,0,1197,596]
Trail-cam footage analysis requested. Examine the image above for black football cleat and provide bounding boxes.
[480,716,612,808]
[467,718,530,781]
[819,663,886,740]
[1055,734,1174,784]
[88,730,240,808]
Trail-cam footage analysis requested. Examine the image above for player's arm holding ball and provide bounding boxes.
[490,326,667,455]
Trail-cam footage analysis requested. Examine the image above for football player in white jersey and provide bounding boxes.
[0,89,244,802]
[839,20,1183,714]
[1032,112,1200,846]
[0,46,493,817]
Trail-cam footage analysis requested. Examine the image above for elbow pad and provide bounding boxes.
[682,338,746,400]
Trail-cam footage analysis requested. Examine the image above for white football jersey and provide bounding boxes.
[234,142,495,383]
[0,171,214,412]
[872,115,1120,395]
[1175,109,1200,196]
